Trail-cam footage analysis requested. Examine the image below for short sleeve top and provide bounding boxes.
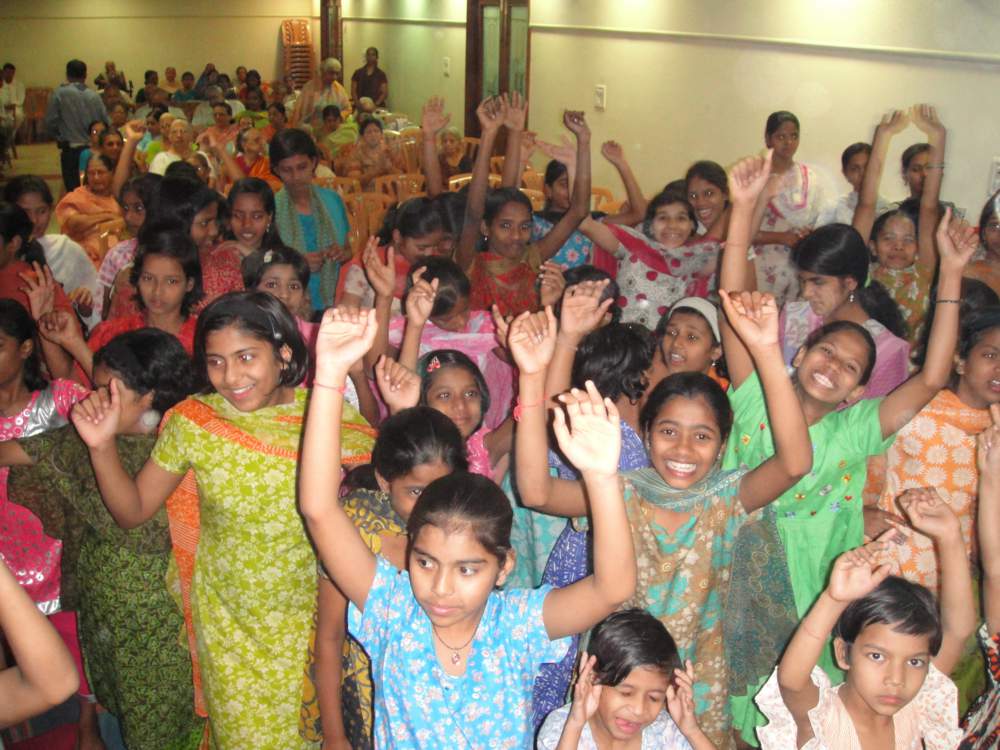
[348,555,570,749]
[537,704,693,749]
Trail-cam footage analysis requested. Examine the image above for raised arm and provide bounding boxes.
[420,97,449,197]
[543,280,613,398]
[299,307,380,610]
[113,120,145,198]
[541,382,635,639]
[898,488,975,673]
[0,560,79,727]
[201,132,246,187]
[532,112,592,263]
[500,92,527,188]
[599,141,648,226]
[978,408,1000,635]
[911,104,946,270]
[359,238,396,371]
[719,152,772,388]
[777,541,892,740]
[398,269,437,370]
[720,290,812,512]
[879,209,974,437]
[510,308,589,516]
[852,109,907,241]
[454,97,504,273]
[37,308,92,381]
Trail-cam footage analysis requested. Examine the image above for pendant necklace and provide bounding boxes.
[432,623,478,665]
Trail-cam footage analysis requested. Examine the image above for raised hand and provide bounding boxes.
[863,506,908,544]
[899,487,961,542]
[935,207,977,272]
[503,91,528,131]
[666,661,702,739]
[123,119,146,142]
[910,103,944,138]
[374,355,420,414]
[405,267,438,327]
[559,279,613,339]
[37,309,83,349]
[567,653,602,727]
[875,109,908,137]
[519,131,537,166]
[827,540,893,603]
[600,140,625,166]
[507,308,557,376]
[552,381,621,478]
[475,96,504,135]
[490,305,511,350]
[421,96,450,135]
[536,136,576,170]
[537,261,565,309]
[362,237,395,299]
[562,110,590,140]
[314,306,378,383]
[71,379,124,449]
[719,289,779,350]
[727,151,773,207]
[18,262,56,320]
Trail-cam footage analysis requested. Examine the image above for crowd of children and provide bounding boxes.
[0,63,999,750]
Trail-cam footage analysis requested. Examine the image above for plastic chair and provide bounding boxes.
[462,137,480,161]
[448,173,472,192]
[399,126,423,141]
[315,175,362,197]
[489,156,505,175]
[396,173,426,202]
[591,187,615,211]
[348,192,395,237]
[521,170,543,192]
[521,189,545,211]
[399,137,421,174]
[600,199,624,215]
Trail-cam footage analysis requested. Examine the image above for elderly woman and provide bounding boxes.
[195,101,239,151]
[149,119,194,175]
[55,154,124,266]
[345,116,404,190]
[290,58,352,129]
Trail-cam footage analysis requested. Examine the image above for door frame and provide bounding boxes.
[464,0,530,137]
[320,0,343,67]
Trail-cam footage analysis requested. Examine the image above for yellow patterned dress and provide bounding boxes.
[299,489,405,749]
[151,389,374,750]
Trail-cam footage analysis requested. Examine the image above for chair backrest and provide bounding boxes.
[314,175,362,197]
[399,126,423,141]
[399,137,421,174]
[520,188,545,212]
[462,137,480,161]
[448,173,472,192]
[489,156,505,175]
[521,169,543,192]
[591,186,615,211]
[355,192,395,236]
[396,173,426,202]
[371,173,403,201]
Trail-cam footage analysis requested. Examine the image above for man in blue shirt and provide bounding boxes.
[44,59,108,191]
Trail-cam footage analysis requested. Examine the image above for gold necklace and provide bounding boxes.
[432,623,478,665]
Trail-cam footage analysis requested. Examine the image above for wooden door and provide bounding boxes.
[464,0,530,137]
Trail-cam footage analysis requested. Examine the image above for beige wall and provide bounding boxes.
[342,0,466,127]
[527,1,1000,218]
[0,0,321,90]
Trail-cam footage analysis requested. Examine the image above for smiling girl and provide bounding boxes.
[70,291,375,748]
[299,305,635,749]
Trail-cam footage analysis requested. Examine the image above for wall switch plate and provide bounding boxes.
[442,57,451,77]
[594,84,606,111]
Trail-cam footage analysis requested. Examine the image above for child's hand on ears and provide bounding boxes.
[935,207,977,272]
[828,540,893,604]
[667,661,704,740]
[899,487,961,543]
[875,109,908,137]
[503,91,528,132]
[910,103,944,138]
[72,378,124,450]
[560,279,613,341]
[508,307,557,376]
[553,380,621,479]
[420,96,450,135]
[719,289,779,351]
[405,267,438,327]
[567,652,602,728]
[315,306,378,382]
[727,150,773,208]
[374,355,420,414]
[563,110,590,140]
[537,262,565,309]
[362,237,395,299]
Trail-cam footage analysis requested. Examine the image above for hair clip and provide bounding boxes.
[427,356,441,372]
[262,250,274,264]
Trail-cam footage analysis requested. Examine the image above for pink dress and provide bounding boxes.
[0,379,87,611]
[756,664,963,749]
[779,300,910,400]
[465,427,493,478]
[387,311,514,429]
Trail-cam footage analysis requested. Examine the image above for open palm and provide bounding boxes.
[719,289,779,349]
[363,238,395,298]
[727,151,772,207]
[71,381,123,449]
[315,307,378,381]
[552,381,621,477]
[507,308,557,375]
[828,542,892,603]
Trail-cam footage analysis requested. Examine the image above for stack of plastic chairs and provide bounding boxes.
[281,19,314,89]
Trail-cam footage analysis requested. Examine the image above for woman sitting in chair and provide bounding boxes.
[55,154,124,266]
[344,116,404,191]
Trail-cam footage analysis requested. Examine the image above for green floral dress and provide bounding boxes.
[151,390,327,750]
[723,372,894,744]
[8,428,203,750]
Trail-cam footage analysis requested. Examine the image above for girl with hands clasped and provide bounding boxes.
[538,610,715,750]
[720,153,975,745]
[756,488,975,749]
[960,408,1000,748]
[516,289,811,749]
[299,305,636,749]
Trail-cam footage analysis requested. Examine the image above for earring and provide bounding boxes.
[848,292,856,303]
[140,409,161,430]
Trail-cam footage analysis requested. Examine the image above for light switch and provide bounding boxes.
[442,57,451,77]
[594,84,606,111]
